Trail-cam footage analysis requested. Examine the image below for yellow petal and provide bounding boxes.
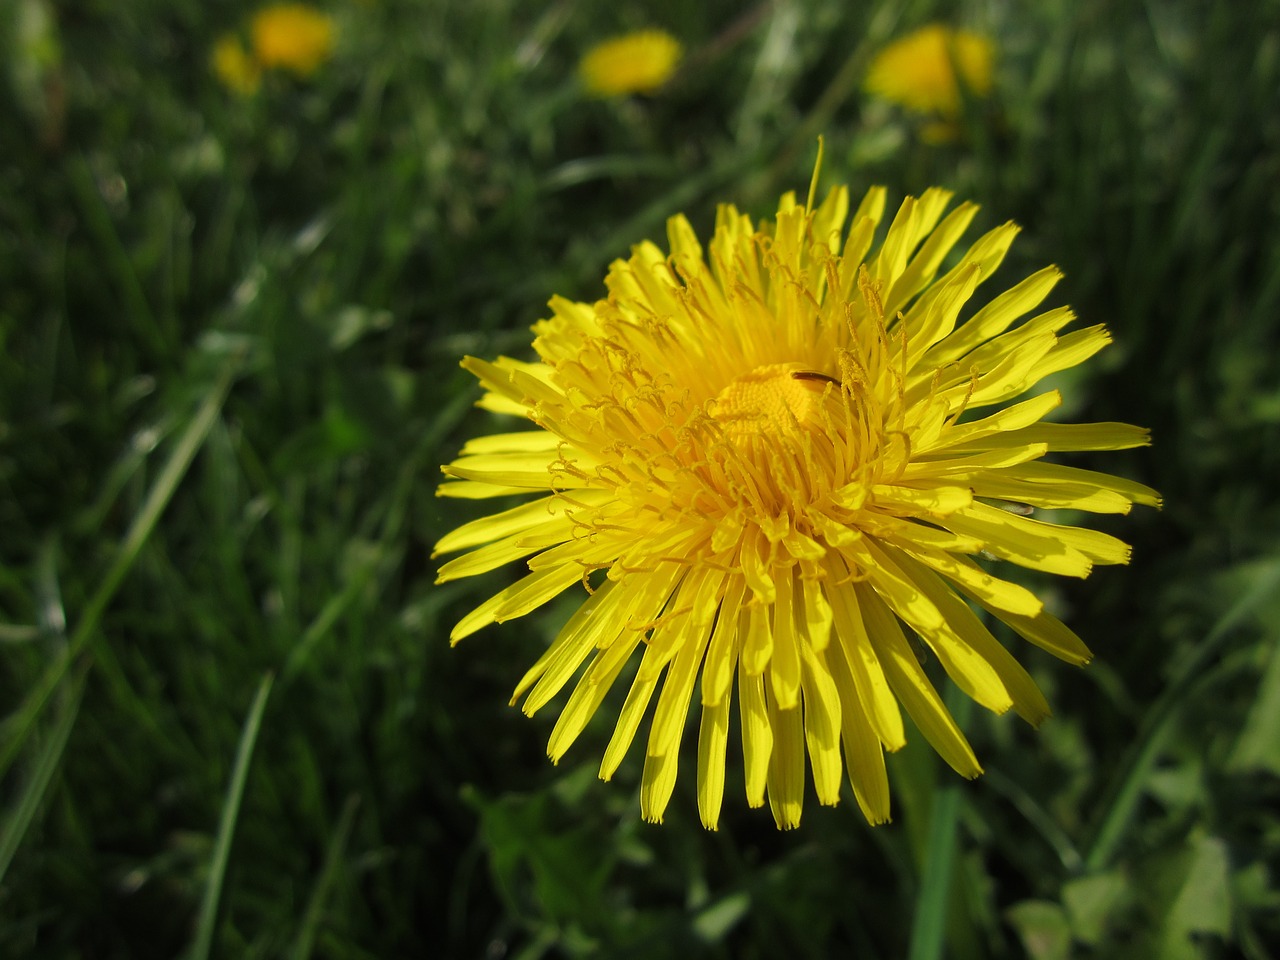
[859,539,1014,717]
[800,645,844,806]
[942,502,1095,578]
[600,644,664,780]
[545,634,641,762]
[697,694,732,830]
[441,452,560,489]
[926,265,1063,364]
[986,420,1151,452]
[765,696,805,829]
[701,576,747,706]
[769,571,802,709]
[825,562,906,750]
[883,200,977,318]
[857,583,982,777]
[890,540,1043,618]
[825,639,892,824]
[894,551,1050,725]
[739,670,773,807]
[435,479,529,499]
[435,494,567,555]
[450,563,584,642]
[871,483,973,517]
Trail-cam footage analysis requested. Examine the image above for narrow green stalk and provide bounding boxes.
[0,662,88,885]
[189,672,275,960]
[907,687,974,960]
[290,794,362,960]
[0,353,241,781]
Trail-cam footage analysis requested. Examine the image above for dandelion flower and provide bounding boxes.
[865,24,994,118]
[212,34,262,96]
[250,3,335,77]
[435,161,1158,830]
[579,30,683,97]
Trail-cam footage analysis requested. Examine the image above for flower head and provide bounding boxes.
[865,24,994,118]
[250,3,335,77]
[436,162,1158,830]
[212,34,262,96]
[579,30,683,97]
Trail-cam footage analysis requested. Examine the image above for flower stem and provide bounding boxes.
[907,685,973,960]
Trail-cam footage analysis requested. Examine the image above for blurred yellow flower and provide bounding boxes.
[212,34,262,96]
[865,24,994,118]
[251,3,335,77]
[580,30,683,97]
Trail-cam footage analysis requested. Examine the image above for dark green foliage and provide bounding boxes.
[2,0,1278,957]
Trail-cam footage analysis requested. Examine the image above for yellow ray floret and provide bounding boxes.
[435,166,1158,830]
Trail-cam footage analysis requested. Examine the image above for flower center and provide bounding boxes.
[710,363,839,438]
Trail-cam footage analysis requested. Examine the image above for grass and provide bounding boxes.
[2,0,1279,957]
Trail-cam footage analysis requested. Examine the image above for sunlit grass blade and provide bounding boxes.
[0,352,241,782]
[0,662,87,885]
[190,671,274,960]
[289,794,362,960]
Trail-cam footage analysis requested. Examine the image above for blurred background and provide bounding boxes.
[2,1,1278,957]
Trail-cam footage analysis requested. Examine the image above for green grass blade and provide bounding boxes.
[0,662,88,885]
[907,688,974,960]
[189,671,275,960]
[290,794,362,960]
[0,351,241,781]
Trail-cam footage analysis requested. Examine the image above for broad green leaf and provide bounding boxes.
[1062,871,1130,946]
[1005,900,1071,960]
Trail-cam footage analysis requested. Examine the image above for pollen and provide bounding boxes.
[710,363,838,438]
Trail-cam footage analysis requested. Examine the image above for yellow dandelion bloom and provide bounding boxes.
[865,24,994,117]
[436,163,1158,830]
[579,30,683,97]
[250,3,335,77]
[212,34,262,96]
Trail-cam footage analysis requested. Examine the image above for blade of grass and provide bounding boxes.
[189,671,275,960]
[0,350,243,781]
[984,767,1083,874]
[290,793,362,960]
[907,687,973,960]
[1084,558,1280,871]
[0,661,88,885]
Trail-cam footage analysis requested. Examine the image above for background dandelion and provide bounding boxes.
[864,24,994,118]
[250,4,335,77]
[578,29,683,96]
[2,1,1278,958]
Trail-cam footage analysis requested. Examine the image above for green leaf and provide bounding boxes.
[691,891,751,943]
[1005,900,1072,960]
[1229,628,1280,774]
[1062,871,1129,946]
[1145,832,1233,960]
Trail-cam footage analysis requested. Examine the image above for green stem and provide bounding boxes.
[907,686,973,960]
[190,672,275,960]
